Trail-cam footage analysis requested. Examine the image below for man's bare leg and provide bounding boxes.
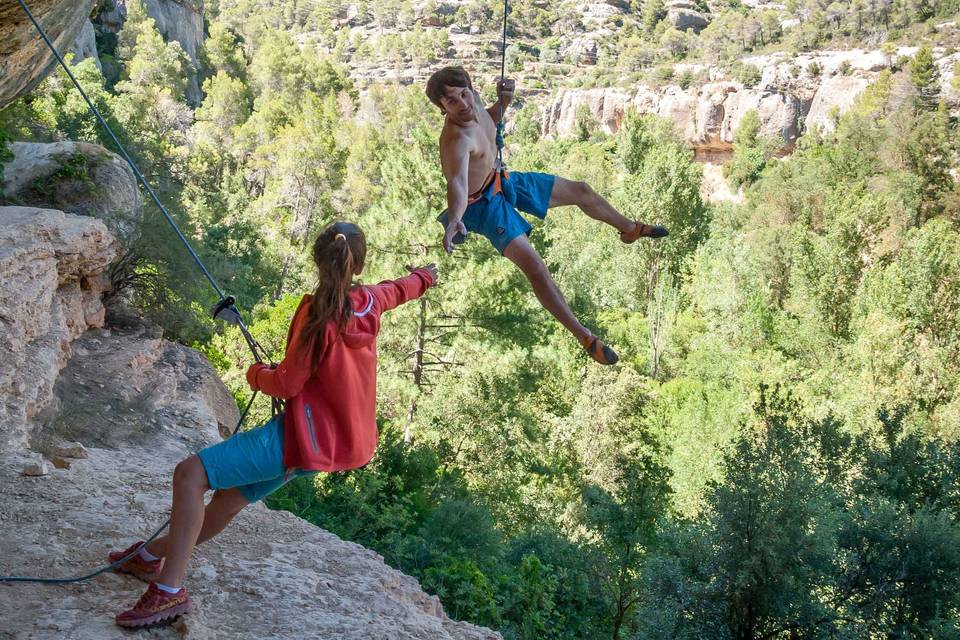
[548,176,632,232]
[503,234,591,341]
[503,234,620,365]
[144,487,249,559]
[548,177,667,241]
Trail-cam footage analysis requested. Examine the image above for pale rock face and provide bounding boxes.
[2,142,142,238]
[700,161,744,204]
[542,87,633,139]
[0,0,96,109]
[805,74,873,134]
[566,37,601,65]
[666,0,710,32]
[0,206,116,451]
[668,7,710,32]
[52,441,89,458]
[540,47,954,153]
[579,1,626,23]
[94,0,205,104]
[20,455,50,476]
[67,20,102,71]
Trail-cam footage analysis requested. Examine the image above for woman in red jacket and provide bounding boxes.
[110,221,438,627]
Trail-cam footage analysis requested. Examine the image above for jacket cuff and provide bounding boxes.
[246,363,266,390]
[415,267,435,287]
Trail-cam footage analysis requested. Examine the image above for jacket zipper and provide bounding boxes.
[304,404,320,453]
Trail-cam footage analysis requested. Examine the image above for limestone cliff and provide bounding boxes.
[94,0,206,104]
[0,206,115,452]
[540,47,960,154]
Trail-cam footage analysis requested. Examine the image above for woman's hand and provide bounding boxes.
[246,362,267,390]
[406,263,439,283]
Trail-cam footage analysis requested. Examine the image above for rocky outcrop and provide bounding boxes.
[68,20,102,71]
[667,0,710,32]
[0,0,96,109]
[566,37,601,65]
[94,0,205,104]
[0,316,500,638]
[540,47,949,153]
[0,206,116,451]
[1,142,142,237]
[577,0,627,24]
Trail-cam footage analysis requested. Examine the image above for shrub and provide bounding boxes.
[732,62,762,87]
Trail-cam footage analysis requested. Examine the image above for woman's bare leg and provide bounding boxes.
[144,487,249,559]
[150,456,208,588]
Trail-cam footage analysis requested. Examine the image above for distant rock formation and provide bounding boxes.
[94,0,206,104]
[68,19,102,71]
[667,0,710,32]
[540,47,958,156]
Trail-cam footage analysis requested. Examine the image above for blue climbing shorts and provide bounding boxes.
[438,171,556,254]
[197,413,316,503]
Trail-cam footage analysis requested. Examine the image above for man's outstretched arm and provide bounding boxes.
[440,135,470,253]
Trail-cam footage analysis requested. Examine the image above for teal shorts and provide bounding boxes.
[197,414,315,503]
[438,171,556,254]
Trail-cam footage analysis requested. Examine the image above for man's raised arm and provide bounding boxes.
[486,78,515,124]
[440,135,470,254]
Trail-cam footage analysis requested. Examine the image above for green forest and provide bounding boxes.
[2,0,960,637]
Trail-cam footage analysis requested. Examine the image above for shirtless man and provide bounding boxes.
[426,66,668,365]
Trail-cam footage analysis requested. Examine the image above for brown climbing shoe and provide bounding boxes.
[620,221,669,244]
[108,541,162,583]
[115,583,192,628]
[580,335,619,365]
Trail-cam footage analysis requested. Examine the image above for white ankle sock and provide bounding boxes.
[155,582,181,594]
[138,546,160,562]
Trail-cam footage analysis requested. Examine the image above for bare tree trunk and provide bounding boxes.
[404,292,428,443]
[302,184,319,244]
[647,267,676,379]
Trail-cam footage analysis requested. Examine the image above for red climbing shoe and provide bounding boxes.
[115,583,192,628]
[620,221,669,244]
[108,541,161,583]
[580,335,619,365]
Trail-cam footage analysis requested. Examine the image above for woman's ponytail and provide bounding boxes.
[303,222,367,364]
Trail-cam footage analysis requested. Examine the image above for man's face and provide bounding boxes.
[440,84,475,123]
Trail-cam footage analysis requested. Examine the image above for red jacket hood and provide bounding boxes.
[339,286,378,349]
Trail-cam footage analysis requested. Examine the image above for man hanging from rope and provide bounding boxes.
[426,66,669,365]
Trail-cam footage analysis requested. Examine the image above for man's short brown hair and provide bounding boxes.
[426,66,473,110]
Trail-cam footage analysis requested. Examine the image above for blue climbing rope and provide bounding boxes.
[495,0,509,164]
